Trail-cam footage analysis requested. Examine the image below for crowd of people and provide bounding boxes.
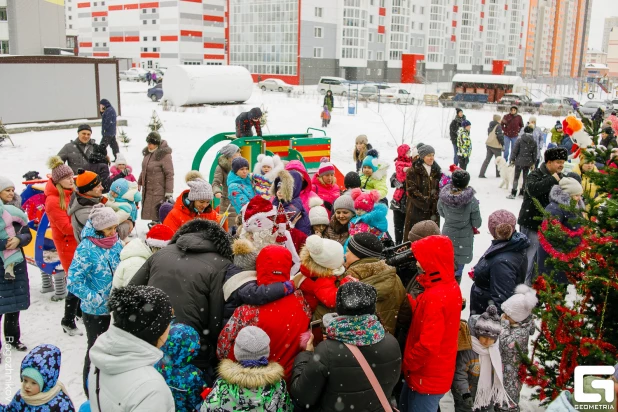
[1,98,618,412]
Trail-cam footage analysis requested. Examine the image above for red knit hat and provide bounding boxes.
[243,195,276,233]
[146,224,175,249]
[350,188,380,213]
[317,157,335,176]
[256,245,292,286]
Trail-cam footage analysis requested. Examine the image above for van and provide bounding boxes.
[317,76,349,96]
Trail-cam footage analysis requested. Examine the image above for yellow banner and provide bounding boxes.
[44,0,65,5]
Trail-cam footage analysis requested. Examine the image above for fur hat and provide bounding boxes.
[232,238,258,271]
[234,326,270,362]
[243,196,276,233]
[232,157,250,173]
[475,305,502,339]
[114,153,128,166]
[559,177,583,196]
[257,154,274,169]
[355,135,368,145]
[362,149,380,172]
[47,156,74,185]
[301,235,345,276]
[308,197,329,226]
[0,176,14,193]
[544,147,568,162]
[333,195,355,213]
[76,169,101,194]
[408,220,441,242]
[220,144,240,159]
[418,144,435,159]
[488,209,517,240]
[336,282,377,317]
[350,188,380,213]
[451,169,470,189]
[344,172,361,190]
[88,203,118,231]
[501,284,538,323]
[348,233,384,259]
[318,157,335,176]
[145,224,174,249]
[110,178,129,197]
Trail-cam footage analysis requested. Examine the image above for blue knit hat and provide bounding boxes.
[361,149,379,172]
[22,367,45,391]
[110,178,129,197]
[462,120,471,128]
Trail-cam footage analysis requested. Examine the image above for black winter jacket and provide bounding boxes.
[235,111,262,138]
[510,133,538,167]
[450,116,465,144]
[290,334,401,412]
[517,163,562,230]
[100,99,117,137]
[0,223,32,315]
[470,231,530,316]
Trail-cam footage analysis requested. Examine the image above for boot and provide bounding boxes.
[8,341,27,351]
[506,190,517,199]
[518,189,524,197]
[51,272,67,301]
[40,272,54,293]
[61,319,83,336]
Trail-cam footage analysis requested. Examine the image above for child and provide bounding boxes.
[391,144,412,244]
[550,121,563,144]
[496,285,537,412]
[227,157,256,215]
[360,149,389,200]
[252,154,283,198]
[437,169,482,283]
[271,169,311,235]
[308,197,330,237]
[2,344,75,411]
[321,105,331,128]
[457,120,472,170]
[452,305,512,412]
[507,125,537,199]
[106,178,141,224]
[347,188,388,243]
[203,326,292,411]
[109,153,136,182]
[353,135,373,173]
[342,171,361,195]
[155,323,207,412]
[311,158,340,212]
[0,199,29,280]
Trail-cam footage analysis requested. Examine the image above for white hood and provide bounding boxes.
[119,238,152,262]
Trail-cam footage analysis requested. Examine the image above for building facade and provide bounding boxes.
[0,0,8,55]
[586,49,607,66]
[608,28,618,79]
[602,16,618,54]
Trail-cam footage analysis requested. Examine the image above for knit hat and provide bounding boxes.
[308,197,329,226]
[88,203,118,231]
[559,177,583,196]
[456,108,463,115]
[350,188,380,213]
[565,171,583,184]
[344,172,361,190]
[146,131,161,145]
[114,153,127,166]
[336,282,377,317]
[158,201,173,224]
[408,220,441,242]
[220,144,240,159]
[47,156,74,184]
[77,124,92,133]
[145,224,175,249]
[333,195,355,213]
[259,154,274,169]
[243,196,276,233]
[529,116,537,123]
[361,149,380,172]
[461,119,472,128]
[317,157,335,176]
[108,285,173,345]
[76,169,101,194]
[187,178,214,201]
[501,284,538,323]
[0,176,14,193]
[555,121,563,130]
[232,157,250,173]
[348,233,384,259]
[234,326,270,362]
[110,178,129,197]
[475,305,502,339]
[418,144,435,160]
[232,238,258,271]
[544,147,568,162]
[304,235,345,272]
[355,134,368,145]
[451,169,470,189]
[488,209,517,240]
[21,368,45,391]
[524,125,534,134]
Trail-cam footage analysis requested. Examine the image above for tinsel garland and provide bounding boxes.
[537,219,588,261]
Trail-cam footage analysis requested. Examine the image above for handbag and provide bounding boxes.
[344,343,399,412]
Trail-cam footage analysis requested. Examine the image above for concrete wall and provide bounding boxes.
[7,0,65,55]
[300,21,337,59]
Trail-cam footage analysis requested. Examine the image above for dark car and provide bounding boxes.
[438,92,456,107]
[453,93,488,109]
[147,83,163,102]
[497,93,536,112]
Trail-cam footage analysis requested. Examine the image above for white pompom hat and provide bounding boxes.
[501,284,538,323]
[300,235,345,276]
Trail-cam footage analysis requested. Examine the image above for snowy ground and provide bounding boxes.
[0,81,559,409]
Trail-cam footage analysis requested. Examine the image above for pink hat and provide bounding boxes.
[488,209,517,240]
[350,188,380,213]
[317,157,335,176]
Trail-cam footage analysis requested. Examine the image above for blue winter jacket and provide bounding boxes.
[343,203,389,251]
[67,221,122,315]
[0,344,75,411]
[227,172,256,214]
[272,170,312,235]
[0,223,31,315]
[155,324,206,412]
[100,99,116,137]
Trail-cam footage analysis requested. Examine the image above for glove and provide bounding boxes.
[122,168,130,176]
[165,193,174,202]
[462,393,473,408]
[283,280,295,296]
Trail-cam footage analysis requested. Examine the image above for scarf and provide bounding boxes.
[88,233,119,249]
[238,357,269,368]
[325,314,385,346]
[423,163,432,176]
[21,381,70,406]
[471,336,513,410]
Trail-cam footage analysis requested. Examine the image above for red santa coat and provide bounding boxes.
[44,179,78,273]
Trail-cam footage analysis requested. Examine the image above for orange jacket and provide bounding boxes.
[163,190,228,233]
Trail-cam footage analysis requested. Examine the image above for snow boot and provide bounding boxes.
[61,319,83,336]
[8,341,27,352]
[506,191,517,199]
[40,272,54,293]
[51,272,67,301]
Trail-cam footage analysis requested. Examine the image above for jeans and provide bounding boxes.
[393,209,407,245]
[399,384,444,412]
[520,226,540,286]
[82,313,111,395]
[479,146,502,177]
[453,143,459,165]
[503,136,518,162]
[0,312,21,349]
[458,156,469,171]
[455,263,465,283]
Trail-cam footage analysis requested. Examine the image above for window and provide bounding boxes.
[315,7,323,17]
[142,47,148,52]
[417,38,423,47]
[143,20,147,24]
[379,16,385,26]
[147,60,153,68]
[143,9,147,13]
[313,47,323,58]
[94,17,97,21]
[153,47,159,52]
[69,15,72,20]
[102,27,106,31]
[314,27,323,38]
[152,8,156,12]
[152,19,156,24]
[0,40,8,54]
[368,33,373,42]
[143,36,148,41]
[94,27,98,32]
[95,42,99,47]
[371,0,374,5]
[366,68,371,75]
[419,22,423,30]
[380,0,385,6]
[420,6,424,14]
[69,24,73,29]
[368,50,373,60]
[102,17,105,21]
[411,21,414,29]
[93,1,97,5]
[68,6,72,11]
[412,5,416,12]
[369,15,374,24]
[103,42,107,46]
[377,68,382,75]
[377,51,383,60]
[378,34,384,43]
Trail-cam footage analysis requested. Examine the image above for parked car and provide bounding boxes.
[539,97,572,116]
[578,100,612,118]
[382,88,415,104]
[610,99,618,111]
[453,93,488,109]
[353,85,380,101]
[258,78,293,92]
[147,83,163,102]
[317,76,349,96]
[438,92,456,107]
[120,68,145,82]
[497,93,536,112]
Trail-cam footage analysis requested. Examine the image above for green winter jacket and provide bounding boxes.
[550,127,563,144]
[360,174,388,199]
[457,128,472,158]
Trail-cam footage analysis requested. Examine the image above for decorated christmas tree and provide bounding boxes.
[148,110,164,132]
[118,127,130,149]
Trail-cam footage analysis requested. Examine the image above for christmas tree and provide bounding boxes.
[522,148,618,404]
[576,108,604,145]
[118,127,130,149]
[148,110,164,132]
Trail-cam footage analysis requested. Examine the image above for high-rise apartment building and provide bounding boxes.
[602,16,618,54]
[608,27,618,79]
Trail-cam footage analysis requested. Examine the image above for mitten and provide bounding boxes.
[462,393,473,408]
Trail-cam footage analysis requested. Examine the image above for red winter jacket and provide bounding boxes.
[44,180,78,273]
[402,235,463,395]
[501,113,524,138]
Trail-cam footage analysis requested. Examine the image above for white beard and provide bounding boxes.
[242,229,277,251]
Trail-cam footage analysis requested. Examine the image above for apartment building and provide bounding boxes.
[586,49,607,66]
[608,27,618,79]
[602,16,618,54]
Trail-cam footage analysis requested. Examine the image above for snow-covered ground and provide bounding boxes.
[0,81,558,409]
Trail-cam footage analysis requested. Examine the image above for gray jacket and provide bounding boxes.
[58,138,97,174]
[437,185,482,265]
[531,126,545,160]
[509,133,537,167]
[68,192,101,242]
[499,316,534,406]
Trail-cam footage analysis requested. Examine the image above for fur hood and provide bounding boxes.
[270,169,301,201]
[438,184,476,208]
[218,155,232,173]
[300,245,336,278]
[217,359,285,389]
[142,140,172,161]
[253,154,284,181]
[170,218,233,260]
[549,185,585,209]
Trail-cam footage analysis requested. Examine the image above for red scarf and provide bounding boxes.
[87,234,119,249]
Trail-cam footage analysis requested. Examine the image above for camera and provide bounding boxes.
[382,241,416,270]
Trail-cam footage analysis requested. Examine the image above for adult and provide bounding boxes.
[323,90,334,112]
[138,131,174,222]
[323,195,354,245]
[290,282,401,411]
[400,235,462,412]
[501,106,524,162]
[85,144,114,194]
[344,233,406,335]
[146,71,152,86]
[0,177,31,353]
[99,99,119,161]
[449,108,466,164]
[507,125,538,199]
[403,144,442,241]
[57,124,97,174]
[600,126,617,151]
[572,157,600,199]
[470,210,529,315]
[88,285,175,411]
[68,169,104,242]
[235,107,263,138]
[518,147,567,286]
[479,114,504,178]
[606,110,618,135]
[529,116,546,169]
[151,71,157,84]
[213,144,241,231]
[130,219,232,377]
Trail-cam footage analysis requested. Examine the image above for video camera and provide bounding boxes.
[382,241,416,271]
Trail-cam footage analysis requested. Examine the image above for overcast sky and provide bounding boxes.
[588,0,618,50]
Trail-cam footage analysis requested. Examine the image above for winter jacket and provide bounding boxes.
[437,185,482,265]
[323,94,334,112]
[84,160,113,194]
[499,316,535,407]
[67,222,122,316]
[402,235,463,395]
[452,315,482,398]
[509,133,537,167]
[545,391,578,412]
[105,184,141,224]
[403,159,442,239]
[284,161,320,215]
[163,190,227,234]
[44,179,78,273]
[345,258,406,335]
[517,163,562,231]
[212,156,237,224]
[290,333,401,412]
[347,202,388,241]
[130,219,232,372]
[271,169,311,236]
[155,324,207,412]
[252,155,284,198]
[235,111,262,138]
[450,115,466,144]
[1,344,75,412]
[67,192,102,242]
[311,174,340,212]
[112,239,152,289]
[202,360,292,412]
[470,231,530,315]
[599,133,617,151]
[486,120,504,149]
[138,140,174,221]
[531,126,545,161]
[57,138,97,174]
[110,165,136,183]
[457,127,472,159]
[227,171,256,215]
[0,223,31,315]
[360,173,388,199]
[550,127,563,145]
[501,113,524,137]
[323,215,350,246]
[100,99,117,138]
[559,135,574,153]
[607,114,618,135]
[571,163,599,199]
[88,325,175,412]
[321,109,331,120]
[394,148,413,203]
